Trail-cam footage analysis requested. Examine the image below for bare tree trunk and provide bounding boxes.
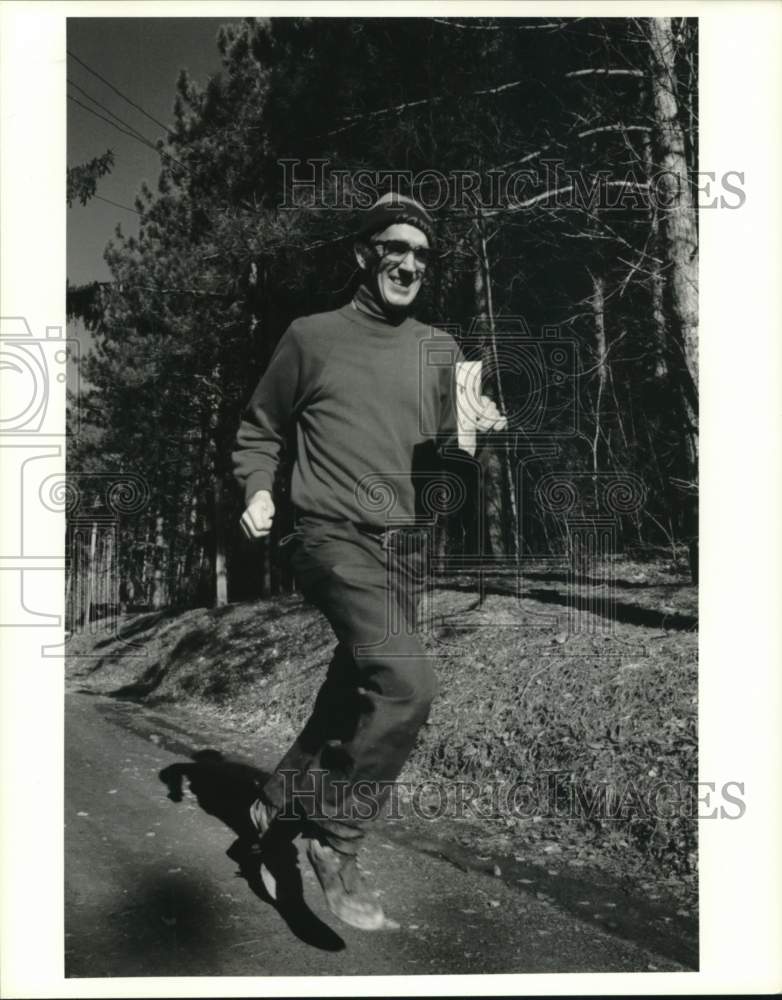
[474,219,518,555]
[166,446,185,605]
[641,113,669,380]
[140,518,153,606]
[84,520,97,631]
[648,16,699,581]
[151,513,167,610]
[206,363,231,608]
[648,15,699,436]
[104,530,116,637]
[213,477,228,607]
[65,544,74,631]
[590,272,608,481]
[182,420,210,603]
[73,530,86,630]
[181,490,200,598]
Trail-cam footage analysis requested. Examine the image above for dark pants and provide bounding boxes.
[262,515,436,855]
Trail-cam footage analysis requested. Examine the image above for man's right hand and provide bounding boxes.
[240,490,275,540]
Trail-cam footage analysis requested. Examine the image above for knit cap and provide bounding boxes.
[357,193,435,245]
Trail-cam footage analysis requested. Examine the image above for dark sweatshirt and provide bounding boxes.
[232,300,466,528]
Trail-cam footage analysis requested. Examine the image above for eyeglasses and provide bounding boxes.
[370,240,433,269]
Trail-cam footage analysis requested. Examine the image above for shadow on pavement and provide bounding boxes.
[66,872,221,978]
[159,750,345,953]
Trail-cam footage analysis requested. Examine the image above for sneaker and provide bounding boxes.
[259,838,300,903]
[249,795,278,840]
[247,796,281,898]
[306,838,388,931]
[249,796,304,901]
[259,860,278,901]
[227,835,300,905]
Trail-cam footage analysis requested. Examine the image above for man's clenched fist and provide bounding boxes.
[240,489,275,540]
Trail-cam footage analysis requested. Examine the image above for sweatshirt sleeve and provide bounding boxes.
[232,323,303,506]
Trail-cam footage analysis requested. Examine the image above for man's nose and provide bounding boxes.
[397,250,417,273]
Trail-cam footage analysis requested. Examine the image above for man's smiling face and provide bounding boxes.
[360,222,430,313]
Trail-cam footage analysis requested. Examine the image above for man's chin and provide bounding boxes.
[382,287,419,311]
[385,298,413,312]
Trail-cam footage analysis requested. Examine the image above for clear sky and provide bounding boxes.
[67,16,243,286]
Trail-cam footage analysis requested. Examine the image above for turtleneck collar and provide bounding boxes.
[351,279,409,327]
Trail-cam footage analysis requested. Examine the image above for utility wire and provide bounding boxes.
[68,78,156,148]
[68,94,152,146]
[67,51,268,221]
[87,195,226,264]
[67,93,190,175]
[92,194,143,215]
[67,48,170,133]
[68,52,274,244]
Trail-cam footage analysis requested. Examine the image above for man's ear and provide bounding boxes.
[354,239,373,272]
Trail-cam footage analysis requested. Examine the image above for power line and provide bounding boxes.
[68,78,156,148]
[68,94,152,147]
[66,49,270,215]
[67,51,273,235]
[67,48,170,133]
[85,193,219,257]
[79,185,238,257]
[92,194,143,216]
[67,48,268,221]
[67,93,190,175]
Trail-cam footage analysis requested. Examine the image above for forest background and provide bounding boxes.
[66,15,701,621]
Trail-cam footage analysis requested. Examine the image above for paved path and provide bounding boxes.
[65,692,690,977]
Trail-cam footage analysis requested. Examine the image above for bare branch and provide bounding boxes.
[494,123,652,172]
[316,77,527,139]
[429,17,580,31]
[566,68,645,78]
[483,179,651,216]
